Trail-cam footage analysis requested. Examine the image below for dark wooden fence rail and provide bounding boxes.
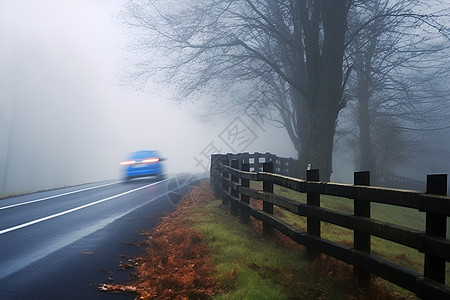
[210,153,450,300]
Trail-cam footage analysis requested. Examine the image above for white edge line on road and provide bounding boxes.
[0,180,166,235]
[0,181,121,211]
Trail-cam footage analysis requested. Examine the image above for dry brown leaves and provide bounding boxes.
[99,180,220,299]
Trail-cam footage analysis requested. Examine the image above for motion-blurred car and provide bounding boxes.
[120,150,165,181]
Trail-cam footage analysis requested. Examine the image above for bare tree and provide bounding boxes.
[123,0,351,181]
[123,0,449,182]
[344,0,450,183]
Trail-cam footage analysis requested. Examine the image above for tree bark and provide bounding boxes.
[296,0,348,181]
[300,105,340,180]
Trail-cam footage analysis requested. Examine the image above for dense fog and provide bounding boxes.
[1,1,449,196]
[0,1,296,196]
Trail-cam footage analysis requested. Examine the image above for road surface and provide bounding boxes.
[0,174,200,299]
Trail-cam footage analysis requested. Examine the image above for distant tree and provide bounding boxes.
[344,0,450,183]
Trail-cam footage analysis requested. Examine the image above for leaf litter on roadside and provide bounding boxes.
[99,180,220,299]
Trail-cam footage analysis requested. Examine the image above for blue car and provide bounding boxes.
[120,150,165,181]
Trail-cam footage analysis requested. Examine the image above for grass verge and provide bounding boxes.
[188,181,414,299]
[189,195,346,299]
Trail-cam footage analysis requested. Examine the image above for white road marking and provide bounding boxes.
[0,180,164,235]
[0,181,120,211]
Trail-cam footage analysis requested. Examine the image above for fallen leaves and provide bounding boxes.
[99,284,137,293]
[118,263,135,271]
[99,180,221,299]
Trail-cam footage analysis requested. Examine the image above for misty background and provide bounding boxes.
[0,0,296,196]
[1,1,450,197]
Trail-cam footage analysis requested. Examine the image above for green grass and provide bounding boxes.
[188,199,349,299]
[271,184,450,287]
[193,181,449,298]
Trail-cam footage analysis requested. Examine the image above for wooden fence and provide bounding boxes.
[212,152,297,176]
[210,153,450,300]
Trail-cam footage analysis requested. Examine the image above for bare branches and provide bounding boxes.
[122,0,450,181]
[343,0,450,180]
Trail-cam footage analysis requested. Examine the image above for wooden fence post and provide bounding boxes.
[254,152,261,172]
[424,174,447,284]
[263,162,274,236]
[242,152,250,166]
[354,171,371,286]
[221,156,229,206]
[307,169,320,259]
[210,154,221,198]
[230,159,239,216]
[265,152,274,164]
[241,163,250,224]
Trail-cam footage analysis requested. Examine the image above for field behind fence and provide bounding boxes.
[210,152,450,300]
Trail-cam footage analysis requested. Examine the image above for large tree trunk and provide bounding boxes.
[296,0,348,181]
[299,103,340,180]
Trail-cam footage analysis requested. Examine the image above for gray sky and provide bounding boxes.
[0,0,296,195]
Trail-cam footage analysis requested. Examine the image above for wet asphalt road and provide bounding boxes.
[0,174,200,299]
